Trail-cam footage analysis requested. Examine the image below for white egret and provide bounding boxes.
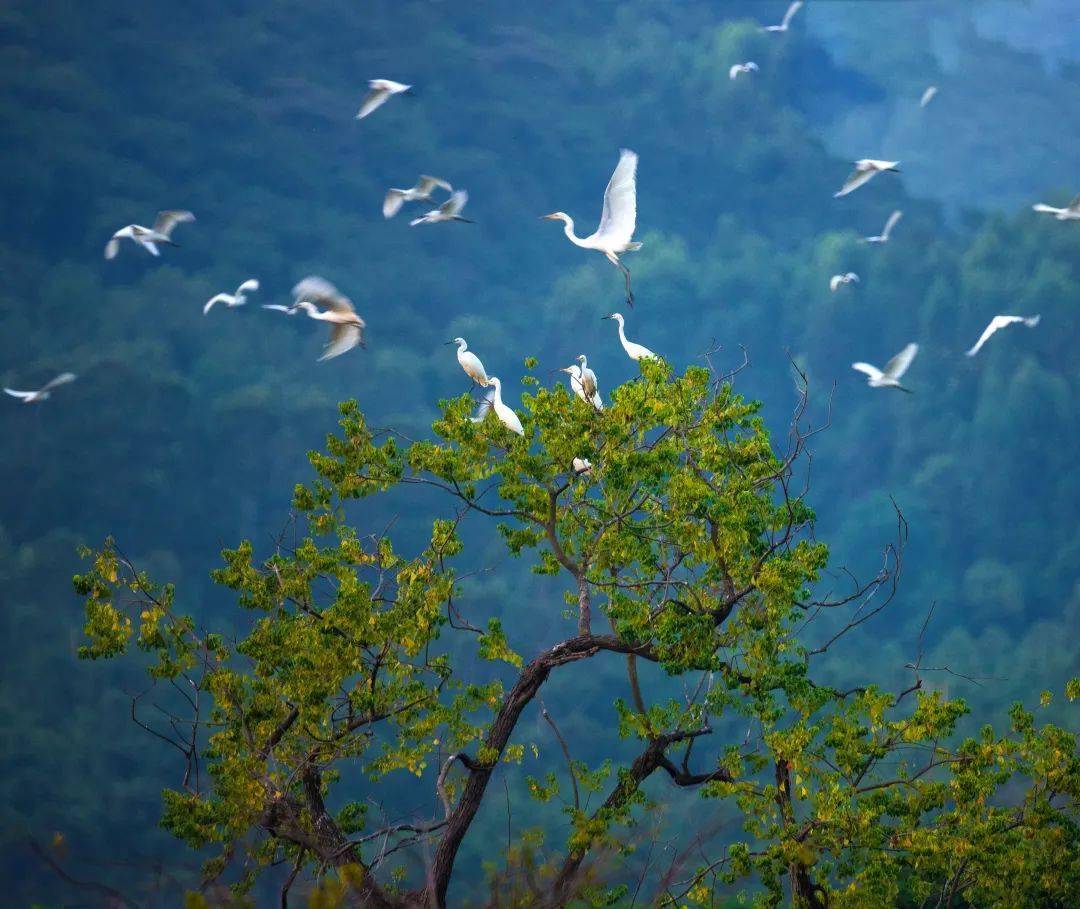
[290,276,366,361]
[920,85,938,108]
[834,160,901,198]
[104,210,194,259]
[576,355,600,401]
[729,62,759,80]
[863,210,903,244]
[486,376,524,436]
[560,361,603,411]
[4,372,76,403]
[1032,196,1080,221]
[965,315,1040,358]
[409,190,472,226]
[763,1,803,32]
[355,79,412,119]
[384,176,453,219]
[602,312,656,361]
[830,272,859,292]
[204,278,259,315]
[852,343,919,392]
[446,337,490,387]
[542,148,642,307]
[572,457,593,475]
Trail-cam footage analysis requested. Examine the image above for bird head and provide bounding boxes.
[445,337,465,346]
[576,354,587,364]
[541,212,569,223]
[602,312,623,323]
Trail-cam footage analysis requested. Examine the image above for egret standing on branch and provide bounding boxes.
[852,343,919,392]
[383,176,453,219]
[603,312,656,361]
[965,315,1041,357]
[834,160,901,198]
[763,1,804,32]
[4,372,77,404]
[290,276,366,361]
[355,79,412,119]
[410,190,472,226]
[104,210,194,259]
[542,148,642,307]
[1032,196,1080,221]
[486,376,524,436]
[863,210,903,244]
[446,337,490,387]
[204,278,259,315]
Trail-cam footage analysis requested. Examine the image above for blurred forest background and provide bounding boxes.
[0,0,1077,903]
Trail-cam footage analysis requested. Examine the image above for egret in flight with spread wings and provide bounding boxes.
[105,210,194,259]
[920,85,938,108]
[1032,196,1080,221]
[204,278,259,315]
[763,1,803,32]
[290,276,366,361]
[4,372,76,403]
[384,176,453,219]
[355,79,412,119]
[965,315,1041,357]
[603,312,656,361]
[729,62,759,80]
[830,272,859,292]
[410,190,472,226]
[834,160,901,198]
[852,343,919,392]
[863,210,903,244]
[446,337,490,387]
[486,376,524,435]
[542,149,642,307]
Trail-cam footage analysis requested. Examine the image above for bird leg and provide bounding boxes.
[620,261,634,307]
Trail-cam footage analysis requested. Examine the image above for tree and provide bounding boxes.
[75,360,1078,907]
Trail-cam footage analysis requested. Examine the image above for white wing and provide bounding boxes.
[4,388,35,399]
[920,85,938,108]
[965,315,1039,357]
[104,237,120,260]
[834,167,876,198]
[439,190,468,217]
[236,278,259,295]
[782,1,804,27]
[595,148,638,247]
[141,241,161,256]
[262,304,294,313]
[830,275,845,291]
[882,343,919,381]
[417,175,452,195]
[882,209,903,239]
[1068,195,1080,213]
[40,372,76,393]
[383,189,406,219]
[293,276,352,312]
[319,323,362,361]
[851,362,883,381]
[1032,203,1062,215]
[729,64,743,79]
[152,210,195,237]
[356,87,390,119]
[204,294,231,315]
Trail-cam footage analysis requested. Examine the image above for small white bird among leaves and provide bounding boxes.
[104,210,194,259]
[384,176,453,219]
[572,457,593,475]
[603,312,656,361]
[863,210,903,244]
[763,1,804,32]
[409,190,472,226]
[920,85,938,108]
[204,278,259,315]
[830,272,859,292]
[1032,196,1080,221]
[852,343,919,392]
[965,315,1041,358]
[729,62,760,81]
[4,372,77,403]
[355,79,412,119]
[446,337,490,387]
[289,276,366,361]
[834,160,901,198]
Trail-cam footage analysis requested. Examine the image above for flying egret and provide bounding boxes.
[920,85,938,108]
[863,210,903,244]
[486,376,524,435]
[830,272,859,292]
[384,176,453,219]
[4,372,76,403]
[542,148,642,307]
[572,457,593,475]
[834,160,901,198]
[1032,196,1080,221]
[290,276,366,361]
[446,337,490,387]
[851,343,919,392]
[204,278,259,315]
[763,1,803,32]
[104,210,194,259]
[965,315,1040,357]
[409,190,472,226]
[355,79,412,119]
[729,62,759,80]
[602,312,656,361]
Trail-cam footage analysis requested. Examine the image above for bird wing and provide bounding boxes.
[440,190,468,217]
[262,304,294,313]
[104,238,120,260]
[383,189,406,218]
[1068,195,1080,213]
[356,87,390,119]
[1023,314,1041,328]
[3,388,34,399]
[883,343,919,380]
[237,279,259,295]
[835,167,875,198]
[293,276,352,312]
[1032,203,1061,214]
[882,209,903,238]
[152,210,195,237]
[729,64,743,79]
[418,175,452,194]
[320,323,362,361]
[851,362,883,381]
[782,0,804,27]
[920,86,937,107]
[965,316,1031,357]
[142,241,161,256]
[41,372,76,393]
[204,293,230,315]
[595,149,638,248]
[829,275,844,291]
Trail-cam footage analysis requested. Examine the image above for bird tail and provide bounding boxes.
[626,241,644,252]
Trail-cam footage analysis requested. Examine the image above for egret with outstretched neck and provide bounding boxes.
[486,376,524,435]
[445,337,490,387]
[603,312,656,361]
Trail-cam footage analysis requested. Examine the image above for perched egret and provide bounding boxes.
[290,276,366,361]
[852,343,919,392]
[763,1,803,32]
[204,278,259,315]
[486,376,524,436]
[409,190,471,226]
[1032,196,1080,221]
[572,457,593,475]
[576,355,600,400]
[965,315,1041,357]
[560,362,603,411]
[830,272,859,292]
[920,85,938,108]
[863,210,903,244]
[355,79,412,119]
[602,312,656,361]
[104,210,194,259]
[834,160,901,198]
[383,176,453,219]
[542,148,642,307]
[4,372,77,403]
[729,62,759,80]
[446,337,490,387]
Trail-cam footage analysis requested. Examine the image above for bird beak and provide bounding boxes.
[539,213,558,220]
[444,340,456,345]
[601,315,612,320]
